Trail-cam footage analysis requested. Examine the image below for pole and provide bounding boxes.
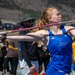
[0,20,75,35]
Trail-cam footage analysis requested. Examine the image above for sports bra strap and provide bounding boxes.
[61,26,66,33]
[48,29,54,36]
[48,26,66,35]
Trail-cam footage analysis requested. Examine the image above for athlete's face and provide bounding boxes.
[49,9,62,23]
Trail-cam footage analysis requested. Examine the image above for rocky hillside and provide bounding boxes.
[0,0,75,22]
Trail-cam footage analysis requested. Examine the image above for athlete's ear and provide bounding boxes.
[48,18,53,23]
[48,17,53,23]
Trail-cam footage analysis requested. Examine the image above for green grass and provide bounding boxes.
[17,8,42,19]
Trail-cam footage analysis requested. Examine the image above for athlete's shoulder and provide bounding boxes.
[64,26,74,31]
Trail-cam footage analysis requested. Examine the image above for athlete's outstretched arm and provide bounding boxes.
[6,30,44,42]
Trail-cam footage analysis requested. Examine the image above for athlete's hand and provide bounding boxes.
[2,33,7,40]
[0,35,3,38]
[0,34,7,40]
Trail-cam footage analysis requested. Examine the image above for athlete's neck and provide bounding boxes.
[50,25,61,35]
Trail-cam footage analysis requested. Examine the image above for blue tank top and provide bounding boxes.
[47,26,72,73]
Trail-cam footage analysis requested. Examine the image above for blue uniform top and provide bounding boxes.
[47,26,72,74]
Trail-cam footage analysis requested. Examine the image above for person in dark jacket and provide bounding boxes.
[18,15,42,75]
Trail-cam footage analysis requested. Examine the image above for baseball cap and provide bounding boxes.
[21,15,36,22]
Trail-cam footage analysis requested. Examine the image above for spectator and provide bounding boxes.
[5,40,19,75]
[37,41,50,72]
[72,37,75,75]
[18,15,42,75]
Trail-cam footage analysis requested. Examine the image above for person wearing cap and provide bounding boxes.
[18,15,42,75]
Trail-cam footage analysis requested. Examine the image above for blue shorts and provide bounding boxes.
[46,64,68,75]
[46,71,66,75]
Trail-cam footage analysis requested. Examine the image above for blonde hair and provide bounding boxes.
[32,7,56,44]
[33,7,56,32]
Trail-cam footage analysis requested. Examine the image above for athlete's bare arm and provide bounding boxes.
[65,26,75,37]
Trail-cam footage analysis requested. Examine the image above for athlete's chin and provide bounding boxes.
[57,19,62,22]
[60,19,62,22]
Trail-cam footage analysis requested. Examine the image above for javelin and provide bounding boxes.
[0,20,75,35]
